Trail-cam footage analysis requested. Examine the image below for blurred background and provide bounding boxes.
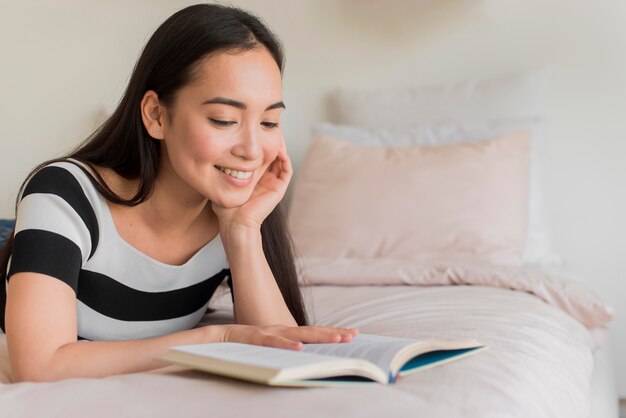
[0,0,624,397]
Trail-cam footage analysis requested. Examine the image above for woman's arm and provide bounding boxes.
[6,272,226,382]
[7,272,357,382]
[34,324,224,383]
[222,226,298,327]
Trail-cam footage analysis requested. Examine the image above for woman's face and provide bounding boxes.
[159,46,285,208]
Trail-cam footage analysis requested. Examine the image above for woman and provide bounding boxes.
[0,3,358,382]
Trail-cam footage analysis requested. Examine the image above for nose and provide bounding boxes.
[232,123,262,162]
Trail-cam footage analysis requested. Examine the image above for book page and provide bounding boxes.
[300,333,420,374]
[172,342,352,370]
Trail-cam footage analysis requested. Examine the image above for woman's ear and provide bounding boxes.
[140,90,165,140]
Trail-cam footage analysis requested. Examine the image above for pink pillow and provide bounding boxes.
[288,131,530,266]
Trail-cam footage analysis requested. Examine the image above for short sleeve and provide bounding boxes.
[7,165,99,293]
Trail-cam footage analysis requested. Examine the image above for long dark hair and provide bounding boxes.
[0,3,310,327]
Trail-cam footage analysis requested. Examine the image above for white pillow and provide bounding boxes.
[311,121,560,267]
[329,71,547,127]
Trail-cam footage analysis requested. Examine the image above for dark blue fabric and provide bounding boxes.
[0,219,15,247]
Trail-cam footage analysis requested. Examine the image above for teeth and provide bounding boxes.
[217,166,252,180]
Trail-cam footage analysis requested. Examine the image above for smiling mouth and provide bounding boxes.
[215,166,253,180]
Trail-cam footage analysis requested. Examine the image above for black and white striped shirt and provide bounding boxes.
[3,159,232,341]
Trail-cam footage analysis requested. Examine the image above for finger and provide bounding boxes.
[266,335,302,351]
[301,332,343,344]
[268,150,284,178]
[307,326,359,335]
[279,147,291,169]
[324,327,359,341]
[288,327,341,343]
[292,328,355,344]
[261,163,282,188]
[273,152,284,177]
[266,158,279,179]
[277,149,292,181]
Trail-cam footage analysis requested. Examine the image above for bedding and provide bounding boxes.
[288,131,531,266]
[328,71,560,267]
[296,257,614,346]
[310,119,553,266]
[589,339,620,417]
[328,71,547,126]
[0,263,613,418]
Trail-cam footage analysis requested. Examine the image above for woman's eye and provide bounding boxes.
[209,119,235,127]
[261,122,279,129]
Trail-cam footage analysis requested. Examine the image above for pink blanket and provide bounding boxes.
[297,257,614,341]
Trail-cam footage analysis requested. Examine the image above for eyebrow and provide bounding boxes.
[202,96,286,111]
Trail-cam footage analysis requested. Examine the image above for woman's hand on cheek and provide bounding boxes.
[212,144,292,234]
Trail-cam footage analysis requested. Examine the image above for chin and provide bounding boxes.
[214,192,253,208]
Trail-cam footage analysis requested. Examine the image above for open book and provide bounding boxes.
[158,333,487,387]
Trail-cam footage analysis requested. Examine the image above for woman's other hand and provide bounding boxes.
[220,324,360,350]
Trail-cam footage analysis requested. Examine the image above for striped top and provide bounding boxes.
[2,159,232,341]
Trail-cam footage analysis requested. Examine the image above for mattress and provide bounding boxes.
[0,282,616,417]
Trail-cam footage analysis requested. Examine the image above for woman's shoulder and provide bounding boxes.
[20,158,97,202]
[21,158,139,203]
[15,159,104,263]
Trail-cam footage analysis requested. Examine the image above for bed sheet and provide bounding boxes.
[0,282,599,418]
[589,338,619,418]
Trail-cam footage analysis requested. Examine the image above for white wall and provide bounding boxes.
[1,0,624,395]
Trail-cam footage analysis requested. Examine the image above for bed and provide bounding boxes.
[0,71,618,417]
[0,276,617,417]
